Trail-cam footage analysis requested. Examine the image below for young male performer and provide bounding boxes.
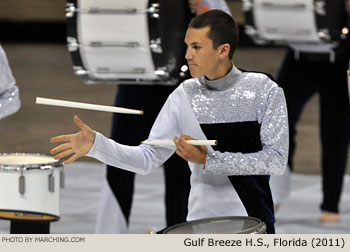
[50,10,288,233]
[98,0,233,234]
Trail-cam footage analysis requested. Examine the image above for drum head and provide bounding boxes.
[163,216,266,234]
[0,153,60,169]
[0,153,62,221]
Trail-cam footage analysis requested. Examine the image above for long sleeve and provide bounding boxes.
[87,91,182,175]
[0,45,20,120]
[204,86,289,176]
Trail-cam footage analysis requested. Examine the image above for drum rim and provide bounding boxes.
[0,153,63,170]
[162,216,266,234]
[0,209,60,222]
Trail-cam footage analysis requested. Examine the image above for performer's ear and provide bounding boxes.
[219,44,230,56]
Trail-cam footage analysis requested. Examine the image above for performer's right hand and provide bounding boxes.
[50,115,96,165]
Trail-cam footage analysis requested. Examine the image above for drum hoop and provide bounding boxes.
[162,216,266,234]
[0,209,60,222]
[0,153,63,171]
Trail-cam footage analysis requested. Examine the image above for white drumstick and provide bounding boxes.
[36,97,143,115]
[141,140,218,146]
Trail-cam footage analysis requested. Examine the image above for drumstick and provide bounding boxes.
[36,97,144,115]
[141,140,218,146]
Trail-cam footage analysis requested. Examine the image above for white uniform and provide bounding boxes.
[88,65,288,221]
[95,0,236,233]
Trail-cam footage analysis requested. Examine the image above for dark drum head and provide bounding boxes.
[163,216,266,234]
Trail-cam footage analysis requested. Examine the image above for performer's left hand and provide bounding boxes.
[174,134,207,164]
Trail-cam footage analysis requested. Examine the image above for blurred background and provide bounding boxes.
[0,0,340,174]
[0,0,349,233]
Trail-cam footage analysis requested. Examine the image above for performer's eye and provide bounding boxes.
[193,45,201,50]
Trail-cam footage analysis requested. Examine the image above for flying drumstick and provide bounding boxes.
[36,97,144,115]
[141,140,218,146]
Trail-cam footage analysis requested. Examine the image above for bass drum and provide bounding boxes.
[161,216,266,234]
[66,0,193,85]
[242,0,349,46]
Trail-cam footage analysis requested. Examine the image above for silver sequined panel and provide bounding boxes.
[182,72,289,175]
[183,73,277,124]
[0,45,21,120]
[0,86,20,120]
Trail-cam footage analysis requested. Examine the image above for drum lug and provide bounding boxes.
[314,0,326,15]
[48,174,55,193]
[155,67,170,78]
[67,37,79,52]
[65,3,76,18]
[317,28,331,42]
[74,66,89,76]
[19,169,25,195]
[89,41,140,48]
[244,26,268,45]
[73,67,95,84]
[65,2,159,17]
[148,3,160,18]
[242,0,253,11]
[244,25,258,36]
[150,38,162,54]
[60,167,65,189]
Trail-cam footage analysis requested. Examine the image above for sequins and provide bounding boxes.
[0,86,20,120]
[0,45,20,120]
[183,72,289,175]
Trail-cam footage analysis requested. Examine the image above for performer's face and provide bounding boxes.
[185,26,226,80]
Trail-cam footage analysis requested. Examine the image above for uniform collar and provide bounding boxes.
[200,62,242,91]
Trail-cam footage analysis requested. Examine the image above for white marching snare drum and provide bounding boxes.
[161,216,266,234]
[65,0,192,85]
[243,0,349,46]
[0,153,64,222]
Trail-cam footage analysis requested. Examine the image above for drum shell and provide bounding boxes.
[0,154,62,221]
[68,0,157,82]
[243,0,349,45]
[66,0,192,84]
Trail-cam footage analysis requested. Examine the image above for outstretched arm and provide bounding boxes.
[50,115,96,164]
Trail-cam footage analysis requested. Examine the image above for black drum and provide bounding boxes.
[161,216,266,234]
[242,0,349,46]
[65,0,193,85]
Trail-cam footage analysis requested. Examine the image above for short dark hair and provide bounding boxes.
[188,10,239,59]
